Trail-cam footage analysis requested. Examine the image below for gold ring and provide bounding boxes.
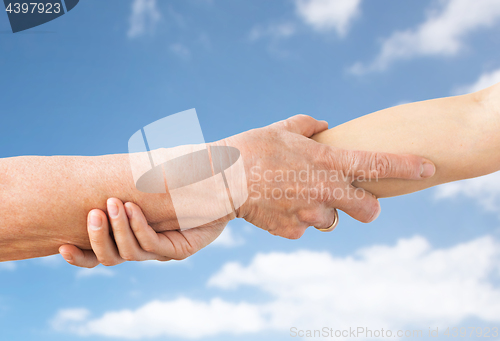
[314,209,339,232]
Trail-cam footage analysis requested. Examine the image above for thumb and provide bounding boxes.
[278,114,329,137]
[59,244,99,268]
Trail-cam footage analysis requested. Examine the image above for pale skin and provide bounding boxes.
[62,82,500,268]
[314,83,500,198]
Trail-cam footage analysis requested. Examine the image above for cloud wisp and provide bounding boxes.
[209,224,245,248]
[127,0,161,39]
[0,262,16,271]
[295,0,361,37]
[435,171,500,215]
[169,43,191,60]
[75,266,115,279]
[249,0,362,42]
[453,68,500,95]
[351,0,500,74]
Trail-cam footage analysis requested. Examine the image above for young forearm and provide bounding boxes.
[0,153,176,261]
[313,85,500,198]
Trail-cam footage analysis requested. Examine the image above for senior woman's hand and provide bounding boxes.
[219,114,435,239]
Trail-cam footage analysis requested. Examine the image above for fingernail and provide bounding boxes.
[107,200,119,218]
[89,211,102,230]
[420,161,436,178]
[125,204,133,219]
[61,252,73,262]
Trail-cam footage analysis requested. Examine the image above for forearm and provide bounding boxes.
[313,84,500,198]
[0,153,176,261]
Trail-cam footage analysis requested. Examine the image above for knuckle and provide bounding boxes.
[141,243,156,254]
[79,261,98,269]
[290,113,310,122]
[370,153,391,178]
[267,227,279,237]
[89,236,104,247]
[282,119,295,132]
[295,114,314,124]
[119,252,136,262]
[332,149,356,177]
[172,253,189,261]
[273,222,306,240]
[283,227,306,240]
[400,155,419,178]
[317,145,335,163]
[297,208,323,225]
[317,146,343,174]
[173,244,196,261]
[100,260,116,267]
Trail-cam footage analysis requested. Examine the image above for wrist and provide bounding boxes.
[209,137,253,220]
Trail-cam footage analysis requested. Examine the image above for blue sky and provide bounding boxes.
[1,0,500,340]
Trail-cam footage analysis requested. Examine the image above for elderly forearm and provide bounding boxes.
[313,84,500,198]
[0,153,176,261]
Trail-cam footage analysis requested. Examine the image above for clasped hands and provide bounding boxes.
[59,115,435,268]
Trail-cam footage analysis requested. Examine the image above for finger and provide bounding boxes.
[268,219,309,240]
[337,149,436,181]
[178,219,227,246]
[327,185,381,223]
[88,209,124,266]
[123,202,171,262]
[149,219,180,233]
[127,202,223,260]
[153,222,228,259]
[296,207,336,230]
[278,114,329,137]
[59,244,99,268]
[312,208,339,232]
[107,199,161,262]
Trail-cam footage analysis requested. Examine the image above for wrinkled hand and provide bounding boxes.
[59,198,226,268]
[221,114,435,239]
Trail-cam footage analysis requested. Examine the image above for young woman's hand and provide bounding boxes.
[58,198,227,268]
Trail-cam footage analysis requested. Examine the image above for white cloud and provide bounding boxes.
[169,43,191,59]
[295,0,361,36]
[51,308,91,333]
[0,262,16,271]
[51,298,265,339]
[454,68,500,95]
[52,235,500,339]
[250,0,360,42]
[352,0,500,73]
[435,171,500,214]
[210,224,245,248]
[127,0,161,38]
[75,266,115,279]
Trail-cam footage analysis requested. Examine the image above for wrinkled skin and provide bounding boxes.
[223,114,432,239]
